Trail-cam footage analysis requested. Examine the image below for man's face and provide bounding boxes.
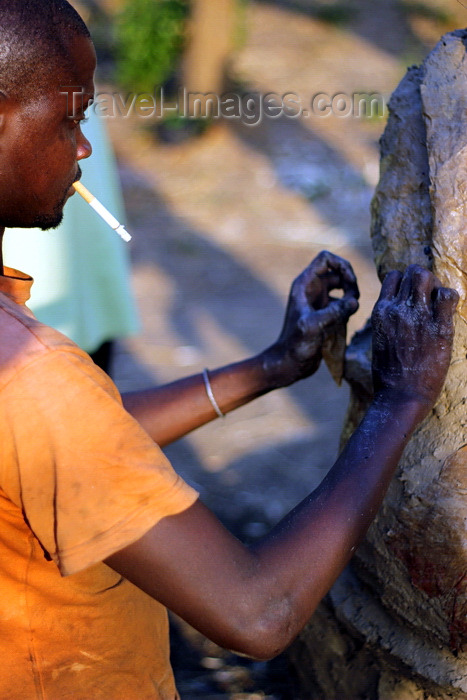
[0,34,96,230]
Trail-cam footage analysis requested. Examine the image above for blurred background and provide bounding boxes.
[66,1,467,697]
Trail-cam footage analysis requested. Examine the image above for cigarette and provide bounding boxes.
[72,181,132,242]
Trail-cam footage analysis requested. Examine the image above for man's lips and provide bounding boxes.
[67,170,82,198]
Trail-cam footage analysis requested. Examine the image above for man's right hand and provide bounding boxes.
[371,265,458,414]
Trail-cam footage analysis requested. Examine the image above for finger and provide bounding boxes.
[320,271,342,290]
[308,251,360,298]
[377,270,402,302]
[308,250,342,276]
[318,271,360,302]
[310,273,351,310]
[397,264,432,304]
[408,266,437,306]
[433,287,459,335]
[314,297,359,330]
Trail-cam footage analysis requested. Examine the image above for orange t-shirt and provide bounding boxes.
[0,268,199,699]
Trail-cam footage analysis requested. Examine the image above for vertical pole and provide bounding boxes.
[183,0,236,96]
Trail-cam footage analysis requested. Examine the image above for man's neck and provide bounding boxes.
[0,228,4,275]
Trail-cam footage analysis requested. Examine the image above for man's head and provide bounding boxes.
[0,0,91,104]
[0,0,95,230]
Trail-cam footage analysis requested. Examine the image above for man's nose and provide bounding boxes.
[77,130,92,160]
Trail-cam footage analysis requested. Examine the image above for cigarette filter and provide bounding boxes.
[73,181,132,243]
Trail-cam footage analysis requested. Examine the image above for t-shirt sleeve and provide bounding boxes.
[0,349,199,576]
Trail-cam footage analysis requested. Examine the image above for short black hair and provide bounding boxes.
[0,0,91,102]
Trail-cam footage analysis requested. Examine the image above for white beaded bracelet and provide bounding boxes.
[202,368,225,418]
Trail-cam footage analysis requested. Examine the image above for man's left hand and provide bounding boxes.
[262,250,359,387]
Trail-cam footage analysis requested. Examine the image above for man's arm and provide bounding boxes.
[122,251,359,446]
[107,265,458,660]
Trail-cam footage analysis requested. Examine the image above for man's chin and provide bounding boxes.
[33,211,64,231]
[2,212,63,230]
[2,192,68,230]
[30,197,67,230]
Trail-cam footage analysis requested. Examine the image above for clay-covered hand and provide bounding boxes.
[262,250,359,387]
[371,265,458,413]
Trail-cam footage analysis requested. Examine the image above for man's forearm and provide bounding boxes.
[251,391,426,634]
[121,253,360,446]
[121,352,278,446]
[107,391,426,659]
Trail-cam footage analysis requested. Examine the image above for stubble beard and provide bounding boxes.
[28,184,70,230]
[2,168,80,230]
[32,201,65,230]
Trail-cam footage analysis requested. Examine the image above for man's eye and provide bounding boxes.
[72,116,89,127]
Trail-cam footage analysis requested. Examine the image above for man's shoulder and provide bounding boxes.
[0,294,102,392]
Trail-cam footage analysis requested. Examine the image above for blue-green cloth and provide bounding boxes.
[4,111,139,353]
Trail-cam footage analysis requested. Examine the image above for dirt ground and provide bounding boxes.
[97,1,467,697]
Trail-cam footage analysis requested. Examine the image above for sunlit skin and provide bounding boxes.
[0,33,459,660]
[0,34,95,271]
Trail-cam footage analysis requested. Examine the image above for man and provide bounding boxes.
[0,2,459,699]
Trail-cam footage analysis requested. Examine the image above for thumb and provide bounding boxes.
[315,297,358,330]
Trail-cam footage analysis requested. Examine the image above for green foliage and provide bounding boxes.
[156,114,211,143]
[314,3,355,25]
[397,1,452,24]
[234,0,250,48]
[116,0,189,93]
